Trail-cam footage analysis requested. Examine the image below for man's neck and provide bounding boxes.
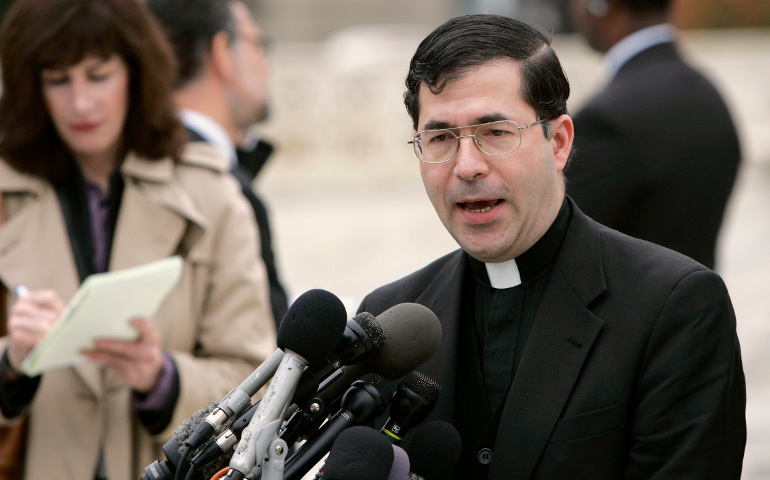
[175,77,238,141]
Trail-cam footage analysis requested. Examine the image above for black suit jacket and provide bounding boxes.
[567,42,740,269]
[359,198,745,479]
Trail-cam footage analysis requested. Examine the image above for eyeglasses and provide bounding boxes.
[408,119,548,164]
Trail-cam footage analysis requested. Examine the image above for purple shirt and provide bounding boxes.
[83,179,110,273]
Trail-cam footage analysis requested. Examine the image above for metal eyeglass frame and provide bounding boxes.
[408,119,548,164]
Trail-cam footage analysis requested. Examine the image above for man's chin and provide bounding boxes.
[457,239,510,264]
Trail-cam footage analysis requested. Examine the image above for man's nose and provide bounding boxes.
[453,134,489,180]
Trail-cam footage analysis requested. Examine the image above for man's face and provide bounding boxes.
[228,1,271,130]
[416,59,572,263]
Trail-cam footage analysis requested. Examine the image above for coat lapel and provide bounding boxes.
[0,187,80,300]
[490,202,608,479]
[412,250,466,422]
[109,154,207,271]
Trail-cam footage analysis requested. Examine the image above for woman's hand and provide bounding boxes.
[81,317,164,394]
[7,289,65,374]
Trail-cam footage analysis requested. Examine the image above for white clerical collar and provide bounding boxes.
[180,109,237,167]
[604,23,677,78]
[485,259,522,289]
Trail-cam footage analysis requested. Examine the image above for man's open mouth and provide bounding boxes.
[461,199,503,213]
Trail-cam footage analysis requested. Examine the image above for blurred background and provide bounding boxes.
[2,0,766,476]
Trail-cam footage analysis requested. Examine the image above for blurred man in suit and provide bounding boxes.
[566,0,741,269]
[359,14,745,479]
[148,0,288,327]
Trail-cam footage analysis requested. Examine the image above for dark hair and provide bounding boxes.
[404,14,570,134]
[147,0,237,87]
[0,0,186,184]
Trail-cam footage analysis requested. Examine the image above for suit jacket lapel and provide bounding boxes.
[412,250,466,422]
[490,201,607,479]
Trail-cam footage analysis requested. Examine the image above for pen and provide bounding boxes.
[13,284,30,298]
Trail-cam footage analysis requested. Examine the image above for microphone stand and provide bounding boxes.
[260,434,289,480]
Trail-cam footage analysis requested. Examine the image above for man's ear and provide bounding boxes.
[209,31,236,82]
[550,114,574,173]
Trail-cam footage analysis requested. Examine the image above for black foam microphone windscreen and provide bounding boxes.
[228,289,348,477]
[278,289,348,366]
[403,420,462,480]
[323,426,395,480]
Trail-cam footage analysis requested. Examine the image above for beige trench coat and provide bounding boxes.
[0,145,276,480]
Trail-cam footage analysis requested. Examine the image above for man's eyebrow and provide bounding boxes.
[476,113,507,124]
[421,113,509,131]
[422,120,452,131]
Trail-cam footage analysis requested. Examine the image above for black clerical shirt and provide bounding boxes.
[455,198,572,479]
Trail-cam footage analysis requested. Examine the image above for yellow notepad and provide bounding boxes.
[21,256,184,376]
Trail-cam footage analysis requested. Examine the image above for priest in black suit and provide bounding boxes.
[358,15,745,480]
[566,0,741,269]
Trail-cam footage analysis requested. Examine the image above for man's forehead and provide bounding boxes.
[416,61,529,130]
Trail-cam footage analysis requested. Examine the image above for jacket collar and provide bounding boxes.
[109,152,213,269]
[605,23,676,78]
[0,159,46,196]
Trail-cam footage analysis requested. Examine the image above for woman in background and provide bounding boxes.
[0,0,276,479]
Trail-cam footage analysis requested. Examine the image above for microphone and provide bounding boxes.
[381,371,441,445]
[291,310,387,407]
[363,303,442,380]
[283,303,443,445]
[227,289,348,478]
[192,310,387,468]
[183,349,285,450]
[402,420,462,480]
[142,403,217,480]
[334,311,387,365]
[322,426,395,480]
[388,445,411,480]
[282,373,395,480]
[188,401,259,472]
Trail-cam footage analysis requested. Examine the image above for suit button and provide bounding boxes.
[478,448,493,464]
